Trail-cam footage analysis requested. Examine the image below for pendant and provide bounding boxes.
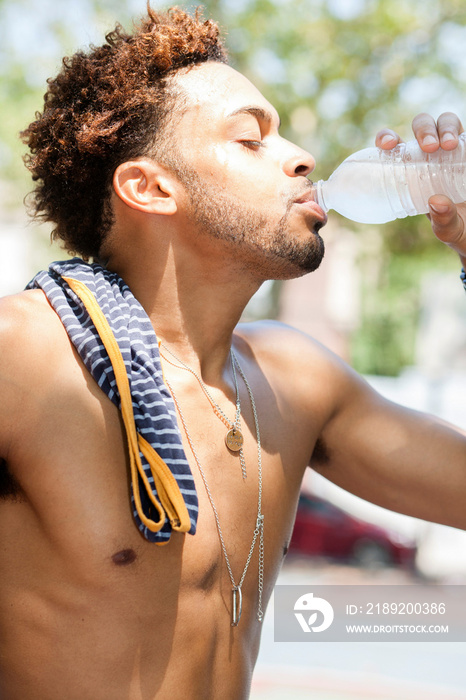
[231,585,243,626]
[225,428,244,452]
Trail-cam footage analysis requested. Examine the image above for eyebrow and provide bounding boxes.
[226,105,281,129]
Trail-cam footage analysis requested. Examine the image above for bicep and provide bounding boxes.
[314,373,466,529]
[243,321,466,529]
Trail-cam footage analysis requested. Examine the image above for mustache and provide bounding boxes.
[282,180,315,213]
[292,180,315,205]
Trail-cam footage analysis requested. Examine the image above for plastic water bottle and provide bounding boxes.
[314,134,466,224]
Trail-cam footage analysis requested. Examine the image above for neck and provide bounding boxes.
[108,240,262,380]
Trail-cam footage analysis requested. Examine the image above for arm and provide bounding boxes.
[0,291,51,474]
[312,356,466,530]
[313,112,466,528]
[0,298,21,466]
[245,322,466,531]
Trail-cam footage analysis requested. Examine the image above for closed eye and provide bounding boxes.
[239,140,265,154]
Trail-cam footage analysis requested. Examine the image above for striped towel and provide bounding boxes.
[27,258,198,544]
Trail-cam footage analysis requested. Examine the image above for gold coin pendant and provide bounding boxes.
[225,428,244,452]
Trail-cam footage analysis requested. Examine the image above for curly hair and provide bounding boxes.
[21,5,228,259]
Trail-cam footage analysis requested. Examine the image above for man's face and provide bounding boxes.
[165,62,327,280]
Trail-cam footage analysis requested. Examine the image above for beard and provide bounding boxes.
[164,155,325,280]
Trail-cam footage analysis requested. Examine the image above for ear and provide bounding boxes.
[113,158,177,215]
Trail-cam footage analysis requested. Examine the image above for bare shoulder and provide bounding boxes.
[0,288,62,377]
[0,288,53,323]
[234,319,370,423]
[235,319,360,388]
[0,289,67,362]
[0,290,71,456]
[235,318,327,355]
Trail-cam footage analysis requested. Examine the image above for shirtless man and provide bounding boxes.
[1,6,466,700]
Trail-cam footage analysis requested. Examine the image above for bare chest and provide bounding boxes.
[6,341,316,598]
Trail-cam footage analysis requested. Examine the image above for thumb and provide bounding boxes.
[428,195,466,252]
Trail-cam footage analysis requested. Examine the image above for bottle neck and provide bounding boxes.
[313,179,329,213]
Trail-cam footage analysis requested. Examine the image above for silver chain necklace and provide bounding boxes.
[160,343,247,479]
[162,349,264,626]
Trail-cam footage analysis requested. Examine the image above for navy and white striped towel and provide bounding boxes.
[27,258,198,543]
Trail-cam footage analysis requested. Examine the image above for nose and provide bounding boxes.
[282,141,316,178]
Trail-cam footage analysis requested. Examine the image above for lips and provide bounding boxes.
[293,187,328,226]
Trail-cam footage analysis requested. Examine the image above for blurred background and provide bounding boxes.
[2,0,466,697]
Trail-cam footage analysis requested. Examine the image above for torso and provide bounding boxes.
[0,290,335,700]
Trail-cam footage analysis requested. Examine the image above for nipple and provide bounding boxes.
[111,548,137,566]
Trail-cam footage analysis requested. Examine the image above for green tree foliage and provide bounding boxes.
[0,0,143,184]
[1,0,466,372]
[209,0,466,374]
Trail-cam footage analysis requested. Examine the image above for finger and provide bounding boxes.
[436,112,464,150]
[411,113,440,152]
[375,128,401,150]
[428,195,465,250]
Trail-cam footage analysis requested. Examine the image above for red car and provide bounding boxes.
[289,493,417,568]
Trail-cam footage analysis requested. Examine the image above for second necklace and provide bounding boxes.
[161,348,264,626]
[160,343,247,479]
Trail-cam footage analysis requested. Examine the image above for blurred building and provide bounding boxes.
[278,220,361,361]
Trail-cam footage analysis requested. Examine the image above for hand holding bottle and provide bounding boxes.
[376,112,466,267]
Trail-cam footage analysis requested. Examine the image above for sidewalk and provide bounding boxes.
[251,561,466,700]
[251,665,466,700]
